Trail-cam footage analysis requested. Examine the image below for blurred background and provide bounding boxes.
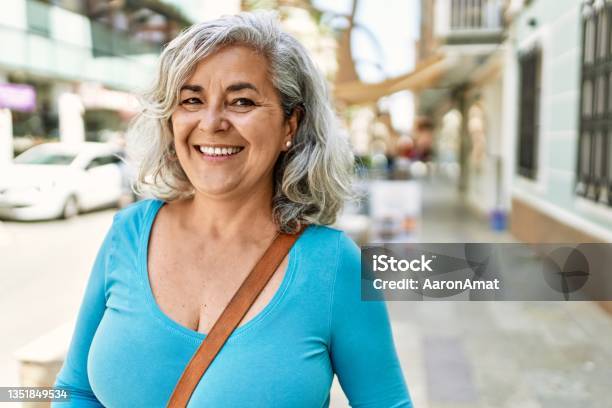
[1,0,612,407]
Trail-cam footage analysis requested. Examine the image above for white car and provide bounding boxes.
[0,142,128,221]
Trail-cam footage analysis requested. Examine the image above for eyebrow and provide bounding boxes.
[180,82,261,96]
[180,84,203,92]
[226,82,260,94]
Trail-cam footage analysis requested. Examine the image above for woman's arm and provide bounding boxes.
[329,233,413,408]
[51,216,117,407]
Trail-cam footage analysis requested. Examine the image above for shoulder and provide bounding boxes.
[301,224,350,248]
[110,198,164,243]
[100,198,163,271]
[112,198,162,228]
[300,224,360,271]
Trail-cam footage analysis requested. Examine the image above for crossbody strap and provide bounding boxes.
[166,225,306,408]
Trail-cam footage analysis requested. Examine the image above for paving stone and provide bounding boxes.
[423,335,479,404]
[383,180,612,407]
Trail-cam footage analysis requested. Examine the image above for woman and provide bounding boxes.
[53,11,412,407]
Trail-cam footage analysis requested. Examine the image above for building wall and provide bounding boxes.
[509,0,612,242]
[0,0,156,92]
[466,74,504,215]
[0,0,166,153]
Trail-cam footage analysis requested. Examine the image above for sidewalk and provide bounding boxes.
[0,220,9,247]
[386,178,612,408]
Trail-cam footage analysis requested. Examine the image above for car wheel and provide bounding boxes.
[62,195,79,219]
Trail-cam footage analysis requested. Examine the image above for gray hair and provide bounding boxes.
[126,10,354,233]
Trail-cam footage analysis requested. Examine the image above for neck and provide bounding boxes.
[180,180,278,244]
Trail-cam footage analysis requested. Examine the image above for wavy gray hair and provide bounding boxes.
[126,10,354,233]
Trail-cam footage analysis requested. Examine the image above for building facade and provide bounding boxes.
[0,0,190,165]
[416,0,507,216]
[508,0,612,242]
[416,0,612,242]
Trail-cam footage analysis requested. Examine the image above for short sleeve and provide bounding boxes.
[329,233,413,408]
[51,215,117,407]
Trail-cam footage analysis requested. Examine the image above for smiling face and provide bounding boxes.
[170,45,297,199]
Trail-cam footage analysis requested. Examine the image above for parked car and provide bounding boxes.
[0,142,129,221]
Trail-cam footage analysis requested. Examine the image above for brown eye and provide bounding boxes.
[233,98,255,107]
[181,97,202,105]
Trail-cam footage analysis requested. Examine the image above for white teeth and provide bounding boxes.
[197,145,242,156]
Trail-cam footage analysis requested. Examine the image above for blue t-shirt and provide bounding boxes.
[52,199,412,407]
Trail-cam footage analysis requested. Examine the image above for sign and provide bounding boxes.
[369,180,422,242]
[78,83,139,113]
[0,84,36,112]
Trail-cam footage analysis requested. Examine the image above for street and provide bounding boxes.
[0,209,115,387]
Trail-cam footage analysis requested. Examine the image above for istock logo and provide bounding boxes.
[372,254,435,272]
[541,246,590,301]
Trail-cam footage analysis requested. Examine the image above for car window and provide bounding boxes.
[14,147,77,165]
[86,154,121,170]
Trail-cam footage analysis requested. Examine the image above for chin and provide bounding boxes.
[192,181,241,197]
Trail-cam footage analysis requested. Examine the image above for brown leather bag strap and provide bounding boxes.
[166,225,306,408]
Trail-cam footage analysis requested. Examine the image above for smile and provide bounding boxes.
[193,145,244,162]
[193,145,245,158]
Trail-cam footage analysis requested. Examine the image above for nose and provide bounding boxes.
[197,106,230,134]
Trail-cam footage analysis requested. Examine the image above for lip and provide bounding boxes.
[193,144,245,149]
[192,144,245,162]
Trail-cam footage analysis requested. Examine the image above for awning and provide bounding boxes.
[333,54,452,105]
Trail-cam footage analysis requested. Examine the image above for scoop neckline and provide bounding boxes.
[138,198,302,343]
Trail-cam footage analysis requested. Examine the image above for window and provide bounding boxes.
[516,46,542,180]
[14,150,76,165]
[577,3,612,206]
[26,0,51,38]
[86,154,121,170]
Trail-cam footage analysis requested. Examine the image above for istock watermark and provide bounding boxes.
[372,254,434,272]
[361,243,612,301]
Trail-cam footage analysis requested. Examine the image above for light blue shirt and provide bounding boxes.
[52,199,412,407]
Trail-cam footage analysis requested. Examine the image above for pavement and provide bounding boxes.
[356,177,612,408]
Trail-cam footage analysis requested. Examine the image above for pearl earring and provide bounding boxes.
[285,140,292,149]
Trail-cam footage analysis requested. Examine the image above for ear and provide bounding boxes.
[283,108,301,150]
